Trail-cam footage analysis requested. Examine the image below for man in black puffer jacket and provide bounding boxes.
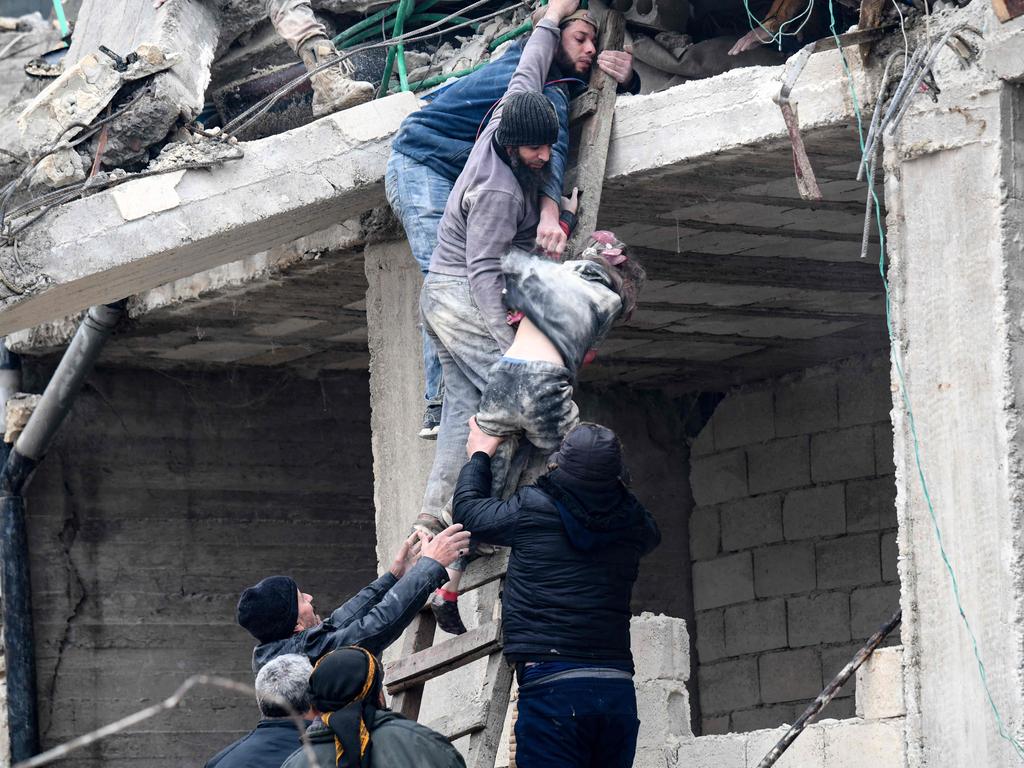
[452,421,660,768]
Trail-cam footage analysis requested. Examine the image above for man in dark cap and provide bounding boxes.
[238,523,471,673]
[415,0,592,637]
[280,646,465,768]
[452,422,661,768]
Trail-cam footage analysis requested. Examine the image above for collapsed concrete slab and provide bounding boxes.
[0,91,419,336]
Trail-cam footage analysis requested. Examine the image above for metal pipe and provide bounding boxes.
[15,301,124,463]
[1,302,124,762]
[3,495,38,762]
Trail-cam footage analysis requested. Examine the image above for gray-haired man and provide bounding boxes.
[205,654,314,768]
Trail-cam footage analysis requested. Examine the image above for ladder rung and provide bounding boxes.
[460,549,509,593]
[385,620,502,693]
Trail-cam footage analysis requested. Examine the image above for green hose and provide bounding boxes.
[410,61,487,91]
[51,0,69,37]
[488,19,531,51]
[340,12,475,50]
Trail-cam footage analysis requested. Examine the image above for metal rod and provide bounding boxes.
[755,609,902,768]
[3,494,38,762]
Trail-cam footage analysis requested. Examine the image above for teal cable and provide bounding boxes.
[823,0,1024,758]
[51,0,69,37]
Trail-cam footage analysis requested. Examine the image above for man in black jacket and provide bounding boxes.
[452,421,660,768]
[237,523,471,673]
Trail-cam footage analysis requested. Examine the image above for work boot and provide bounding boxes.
[298,36,374,117]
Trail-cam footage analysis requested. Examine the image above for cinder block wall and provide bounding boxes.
[688,355,899,734]
[21,365,378,767]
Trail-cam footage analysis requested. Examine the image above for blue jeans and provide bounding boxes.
[385,151,451,408]
[514,672,640,768]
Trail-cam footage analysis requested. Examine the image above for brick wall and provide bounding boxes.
[688,355,899,734]
[22,366,378,767]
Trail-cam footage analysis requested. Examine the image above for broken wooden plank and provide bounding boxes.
[385,620,502,693]
[459,549,510,593]
[566,9,625,254]
[992,0,1024,21]
[424,703,489,741]
[568,88,599,123]
[857,0,886,62]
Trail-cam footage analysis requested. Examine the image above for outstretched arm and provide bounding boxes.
[452,451,522,546]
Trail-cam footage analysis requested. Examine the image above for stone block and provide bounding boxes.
[724,599,788,656]
[782,484,845,540]
[701,716,730,735]
[759,647,822,704]
[775,375,838,437]
[746,721,825,766]
[631,613,691,683]
[732,703,800,734]
[754,542,816,597]
[713,389,774,449]
[846,476,897,533]
[720,494,783,552]
[850,585,901,638]
[787,592,851,647]
[821,718,904,768]
[699,657,761,713]
[838,362,892,426]
[821,644,862,699]
[693,552,754,610]
[881,532,899,583]
[811,426,875,483]
[855,646,905,720]
[696,609,726,663]
[669,734,749,768]
[874,423,896,475]
[816,534,881,590]
[748,436,810,494]
[690,506,720,561]
[691,449,748,506]
[636,678,692,749]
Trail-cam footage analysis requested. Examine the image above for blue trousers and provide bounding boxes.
[384,151,451,407]
[514,676,640,768]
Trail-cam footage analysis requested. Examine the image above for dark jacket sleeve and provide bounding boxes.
[327,571,398,627]
[452,452,523,546]
[301,558,448,658]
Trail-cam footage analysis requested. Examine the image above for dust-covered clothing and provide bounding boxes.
[428,18,563,351]
[266,0,326,52]
[475,357,579,452]
[472,250,620,448]
[501,249,623,374]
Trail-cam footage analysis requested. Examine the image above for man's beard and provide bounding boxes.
[509,152,548,198]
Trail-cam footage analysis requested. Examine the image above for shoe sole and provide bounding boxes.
[418,426,440,440]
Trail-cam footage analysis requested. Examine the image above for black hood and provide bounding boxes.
[537,471,645,551]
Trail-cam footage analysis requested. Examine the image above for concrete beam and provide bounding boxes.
[0,92,419,336]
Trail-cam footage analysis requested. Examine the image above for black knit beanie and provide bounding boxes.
[237,575,299,643]
[496,91,559,147]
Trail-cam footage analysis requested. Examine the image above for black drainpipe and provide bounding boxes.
[1,301,125,763]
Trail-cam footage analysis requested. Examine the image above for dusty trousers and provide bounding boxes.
[266,0,327,52]
[419,275,516,523]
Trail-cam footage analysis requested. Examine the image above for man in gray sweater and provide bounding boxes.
[417,0,582,634]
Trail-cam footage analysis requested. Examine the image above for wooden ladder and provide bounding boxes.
[385,549,514,768]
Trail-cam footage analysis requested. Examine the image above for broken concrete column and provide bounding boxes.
[632,612,693,766]
[19,0,220,174]
[885,47,1024,767]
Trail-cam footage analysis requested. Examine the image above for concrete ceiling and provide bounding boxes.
[65,123,886,395]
